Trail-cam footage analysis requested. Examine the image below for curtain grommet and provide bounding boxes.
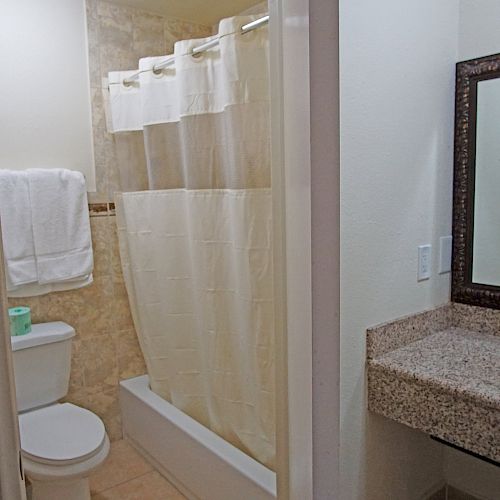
[152,66,165,78]
[122,80,136,89]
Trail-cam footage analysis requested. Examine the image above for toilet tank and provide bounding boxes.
[11,322,76,412]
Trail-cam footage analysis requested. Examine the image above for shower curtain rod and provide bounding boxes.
[121,15,269,86]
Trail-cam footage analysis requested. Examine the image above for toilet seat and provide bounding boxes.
[19,403,107,465]
[21,434,110,483]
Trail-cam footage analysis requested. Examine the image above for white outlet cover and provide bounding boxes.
[418,244,432,281]
[439,236,452,274]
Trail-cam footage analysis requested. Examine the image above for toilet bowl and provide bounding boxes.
[19,403,109,500]
[11,322,110,500]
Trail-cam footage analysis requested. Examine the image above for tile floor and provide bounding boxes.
[90,440,186,500]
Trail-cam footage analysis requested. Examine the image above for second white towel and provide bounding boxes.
[0,170,37,287]
[27,169,93,285]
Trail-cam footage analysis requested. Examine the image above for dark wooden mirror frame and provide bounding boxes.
[452,52,500,309]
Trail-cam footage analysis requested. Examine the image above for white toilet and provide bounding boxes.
[11,321,110,500]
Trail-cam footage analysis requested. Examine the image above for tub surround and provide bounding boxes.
[367,303,500,463]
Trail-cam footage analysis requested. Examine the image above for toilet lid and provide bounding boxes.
[19,403,107,464]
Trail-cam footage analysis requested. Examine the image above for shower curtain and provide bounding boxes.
[108,15,275,469]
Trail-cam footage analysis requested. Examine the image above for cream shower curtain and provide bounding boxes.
[108,16,275,468]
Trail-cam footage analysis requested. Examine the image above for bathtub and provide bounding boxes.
[120,375,277,500]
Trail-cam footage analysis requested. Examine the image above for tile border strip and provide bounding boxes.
[88,202,115,217]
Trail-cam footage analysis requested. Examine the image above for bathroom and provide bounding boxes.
[0,0,498,499]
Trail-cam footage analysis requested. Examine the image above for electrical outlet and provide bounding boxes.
[439,236,452,274]
[418,244,432,281]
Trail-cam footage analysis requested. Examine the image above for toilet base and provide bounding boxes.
[21,430,109,500]
[30,477,90,500]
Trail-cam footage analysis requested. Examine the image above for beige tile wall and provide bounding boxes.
[9,1,212,441]
[86,0,212,202]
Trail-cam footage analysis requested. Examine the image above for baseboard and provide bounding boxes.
[423,483,446,500]
[446,484,485,500]
[425,484,485,500]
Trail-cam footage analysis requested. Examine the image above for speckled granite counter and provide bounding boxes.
[367,304,500,463]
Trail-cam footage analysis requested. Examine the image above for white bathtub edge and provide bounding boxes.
[120,375,277,500]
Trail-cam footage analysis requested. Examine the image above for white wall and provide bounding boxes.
[0,0,96,191]
[340,1,458,498]
[458,0,500,60]
[309,0,341,496]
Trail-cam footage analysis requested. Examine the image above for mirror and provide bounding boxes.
[472,78,500,286]
[452,53,500,308]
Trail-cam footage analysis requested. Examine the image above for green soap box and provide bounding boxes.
[8,307,32,336]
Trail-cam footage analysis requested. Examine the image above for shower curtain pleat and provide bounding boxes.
[109,14,274,469]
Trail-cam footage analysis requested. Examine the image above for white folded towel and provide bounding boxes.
[26,168,93,284]
[7,273,94,297]
[0,170,38,287]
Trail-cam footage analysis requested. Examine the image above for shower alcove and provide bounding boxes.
[106,8,277,499]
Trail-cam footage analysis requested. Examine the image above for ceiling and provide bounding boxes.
[108,0,264,26]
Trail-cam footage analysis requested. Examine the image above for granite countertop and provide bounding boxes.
[371,328,500,410]
[367,304,500,463]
